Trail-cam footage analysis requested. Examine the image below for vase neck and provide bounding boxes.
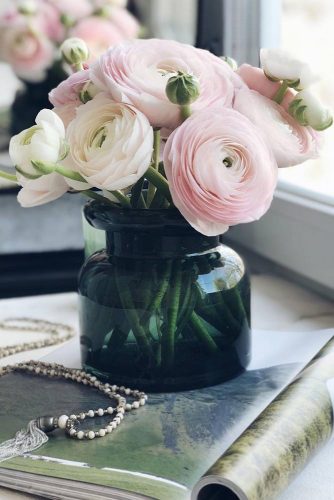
[84,202,220,258]
[106,229,219,258]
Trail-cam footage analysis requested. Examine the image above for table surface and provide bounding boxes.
[0,274,333,500]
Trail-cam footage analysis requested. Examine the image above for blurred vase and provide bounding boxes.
[79,201,251,391]
[10,63,67,136]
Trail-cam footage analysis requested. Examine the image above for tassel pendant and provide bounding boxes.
[0,420,49,462]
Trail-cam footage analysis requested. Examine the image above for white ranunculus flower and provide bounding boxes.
[260,48,319,89]
[289,90,333,131]
[66,93,154,191]
[9,109,67,177]
[17,173,68,207]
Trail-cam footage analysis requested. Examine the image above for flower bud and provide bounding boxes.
[17,0,38,15]
[166,72,200,106]
[60,38,89,65]
[9,109,67,179]
[60,13,75,28]
[260,48,319,90]
[221,56,238,71]
[289,90,333,131]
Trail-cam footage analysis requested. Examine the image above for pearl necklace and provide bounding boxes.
[0,318,147,462]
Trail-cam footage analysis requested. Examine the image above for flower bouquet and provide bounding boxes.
[2,38,332,390]
[0,0,139,135]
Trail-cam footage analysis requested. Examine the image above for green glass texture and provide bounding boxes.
[79,202,251,391]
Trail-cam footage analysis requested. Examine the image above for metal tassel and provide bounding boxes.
[0,420,48,462]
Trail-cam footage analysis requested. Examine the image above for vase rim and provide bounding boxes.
[84,200,204,235]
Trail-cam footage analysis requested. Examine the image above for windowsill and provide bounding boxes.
[227,184,334,297]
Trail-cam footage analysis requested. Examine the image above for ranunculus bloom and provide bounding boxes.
[66,93,153,191]
[237,64,295,111]
[36,1,64,42]
[9,109,67,176]
[53,103,78,128]
[17,172,68,207]
[70,17,125,63]
[49,69,100,126]
[49,69,91,107]
[0,26,54,82]
[91,38,245,129]
[47,0,93,21]
[163,106,277,236]
[234,88,320,167]
[106,6,140,39]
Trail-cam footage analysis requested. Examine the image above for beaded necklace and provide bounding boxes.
[0,318,147,462]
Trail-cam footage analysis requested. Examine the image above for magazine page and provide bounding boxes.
[193,336,334,500]
[0,329,332,500]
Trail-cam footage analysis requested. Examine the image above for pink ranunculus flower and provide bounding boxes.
[49,69,101,126]
[53,103,78,127]
[237,64,295,111]
[36,1,64,42]
[163,106,278,237]
[17,173,68,207]
[49,69,92,107]
[91,39,245,129]
[70,17,125,63]
[234,88,320,168]
[0,25,54,82]
[47,0,93,21]
[106,6,140,38]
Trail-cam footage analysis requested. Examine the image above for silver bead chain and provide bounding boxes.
[0,318,148,441]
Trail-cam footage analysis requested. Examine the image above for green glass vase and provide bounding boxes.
[79,201,251,391]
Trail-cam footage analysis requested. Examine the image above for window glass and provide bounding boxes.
[279,0,334,197]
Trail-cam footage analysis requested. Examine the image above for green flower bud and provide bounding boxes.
[60,13,75,28]
[165,72,200,106]
[60,38,89,65]
[289,90,333,131]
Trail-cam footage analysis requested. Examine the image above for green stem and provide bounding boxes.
[137,193,147,209]
[145,166,173,203]
[131,176,146,208]
[81,190,118,207]
[0,170,17,183]
[114,268,154,360]
[161,261,182,370]
[109,190,131,208]
[31,160,87,182]
[180,104,192,121]
[147,129,161,206]
[273,80,289,104]
[15,166,40,180]
[190,312,220,354]
[149,188,165,208]
[56,165,86,182]
[144,261,172,320]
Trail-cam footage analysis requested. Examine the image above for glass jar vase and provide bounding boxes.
[79,201,251,391]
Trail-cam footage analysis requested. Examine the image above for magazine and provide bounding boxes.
[0,328,333,500]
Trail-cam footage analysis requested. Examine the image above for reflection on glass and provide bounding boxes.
[279,0,334,197]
